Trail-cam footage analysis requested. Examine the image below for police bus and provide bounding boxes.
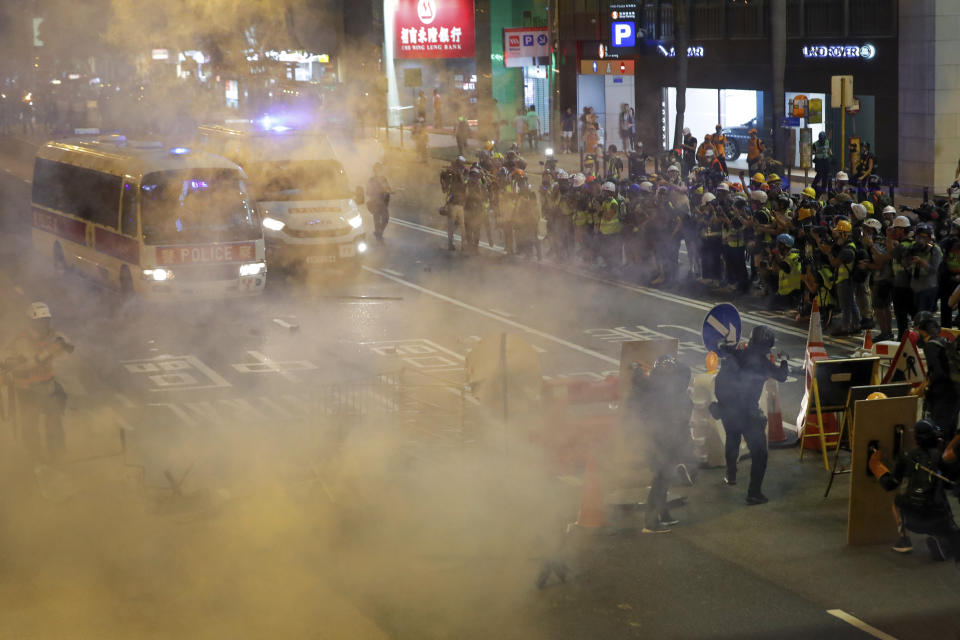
[31,136,267,298]
[196,121,367,273]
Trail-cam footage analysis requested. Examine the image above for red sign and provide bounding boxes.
[33,208,86,245]
[156,243,256,265]
[394,0,475,59]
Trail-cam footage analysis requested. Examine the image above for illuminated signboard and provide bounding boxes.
[394,0,476,59]
[802,44,876,60]
[657,45,705,58]
[611,21,636,48]
[503,27,549,68]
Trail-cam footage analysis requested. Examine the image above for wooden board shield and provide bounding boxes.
[847,395,920,546]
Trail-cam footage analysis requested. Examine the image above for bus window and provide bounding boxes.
[121,181,138,237]
[32,159,120,228]
[32,158,67,211]
[140,169,261,245]
[84,171,121,229]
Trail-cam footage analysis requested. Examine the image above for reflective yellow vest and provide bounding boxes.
[778,249,803,295]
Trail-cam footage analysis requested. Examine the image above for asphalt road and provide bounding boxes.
[0,134,957,640]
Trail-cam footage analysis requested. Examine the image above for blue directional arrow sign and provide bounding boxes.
[702,303,742,351]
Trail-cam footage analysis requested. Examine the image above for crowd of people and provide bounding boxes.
[438,136,960,339]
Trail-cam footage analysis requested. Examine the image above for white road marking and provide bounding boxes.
[364,267,620,365]
[391,215,860,348]
[826,610,898,640]
[231,350,317,383]
[382,267,405,277]
[121,354,232,392]
[487,307,515,318]
[657,324,703,337]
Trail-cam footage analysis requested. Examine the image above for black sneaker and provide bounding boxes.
[658,513,680,527]
[722,475,737,486]
[926,536,947,561]
[892,535,913,553]
[746,493,769,505]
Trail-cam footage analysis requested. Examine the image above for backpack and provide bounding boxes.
[713,350,743,406]
[932,337,960,391]
[903,449,939,510]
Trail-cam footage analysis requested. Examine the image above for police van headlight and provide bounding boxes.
[142,268,173,281]
[262,216,285,231]
[347,214,363,229]
[239,262,266,277]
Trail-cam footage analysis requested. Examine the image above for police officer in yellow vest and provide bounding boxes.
[596,181,623,269]
[773,234,803,309]
[4,302,73,458]
[721,195,750,293]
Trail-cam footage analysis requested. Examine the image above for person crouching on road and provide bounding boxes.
[5,302,74,459]
[870,419,960,563]
[712,325,789,505]
[625,356,693,533]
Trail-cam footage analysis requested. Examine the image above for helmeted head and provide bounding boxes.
[639,181,653,193]
[913,310,940,338]
[701,192,717,206]
[861,200,875,216]
[682,127,690,136]
[892,215,911,230]
[776,233,795,249]
[668,164,681,175]
[835,171,849,183]
[833,218,852,235]
[484,140,495,152]
[766,173,781,185]
[819,131,827,141]
[572,173,587,188]
[913,418,942,448]
[915,223,934,242]
[602,181,616,194]
[862,218,883,234]
[802,186,816,199]
[749,325,776,351]
[716,181,730,193]
[751,173,766,184]
[715,124,722,133]
[750,189,768,205]
[851,203,867,221]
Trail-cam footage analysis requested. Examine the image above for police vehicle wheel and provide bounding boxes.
[724,140,740,161]
[53,243,66,275]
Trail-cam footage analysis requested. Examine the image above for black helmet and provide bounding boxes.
[750,325,776,351]
[913,310,940,335]
[913,418,942,448]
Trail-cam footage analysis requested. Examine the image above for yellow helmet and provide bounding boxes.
[834,219,853,233]
[484,140,495,151]
[767,173,781,183]
[796,207,814,222]
[802,186,816,198]
[866,392,888,401]
[861,200,875,215]
[696,186,704,194]
[751,173,766,183]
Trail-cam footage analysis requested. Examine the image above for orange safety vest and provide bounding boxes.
[747,137,764,160]
[713,134,726,156]
[9,330,58,390]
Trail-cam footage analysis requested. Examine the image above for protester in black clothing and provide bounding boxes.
[625,356,693,533]
[870,419,960,563]
[914,311,960,440]
[712,325,789,505]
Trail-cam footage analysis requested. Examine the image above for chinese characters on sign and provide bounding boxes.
[657,44,705,58]
[394,0,476,59]
[802,44,876,60]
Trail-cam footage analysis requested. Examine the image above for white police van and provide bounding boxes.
[196,120,367,273]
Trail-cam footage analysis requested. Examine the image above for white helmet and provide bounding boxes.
[882,205,896,215]
[571,173,586,188]
[750,190,768,204]
[835,171,849,182]
[716,181,730,192]
[701,192,717,205]
[682,127,690,136]
[892,215,911,229]
[851,203,867,220]
[639,181,653,192]
[29,302,51,320]
[705,148,715,157]
[602,181,616,193]
[862,218,883,232]
[555,169,569,180]
[668,164,680,173]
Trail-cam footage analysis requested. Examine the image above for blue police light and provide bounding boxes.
[170,147,191,155]
[611,21,636,48]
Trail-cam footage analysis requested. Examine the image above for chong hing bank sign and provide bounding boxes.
[394,0,476,59]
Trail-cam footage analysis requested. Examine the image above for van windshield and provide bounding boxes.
[246,160,352,202]
[140,169,261,245]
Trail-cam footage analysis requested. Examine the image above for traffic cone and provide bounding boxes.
[575,451,606,529]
